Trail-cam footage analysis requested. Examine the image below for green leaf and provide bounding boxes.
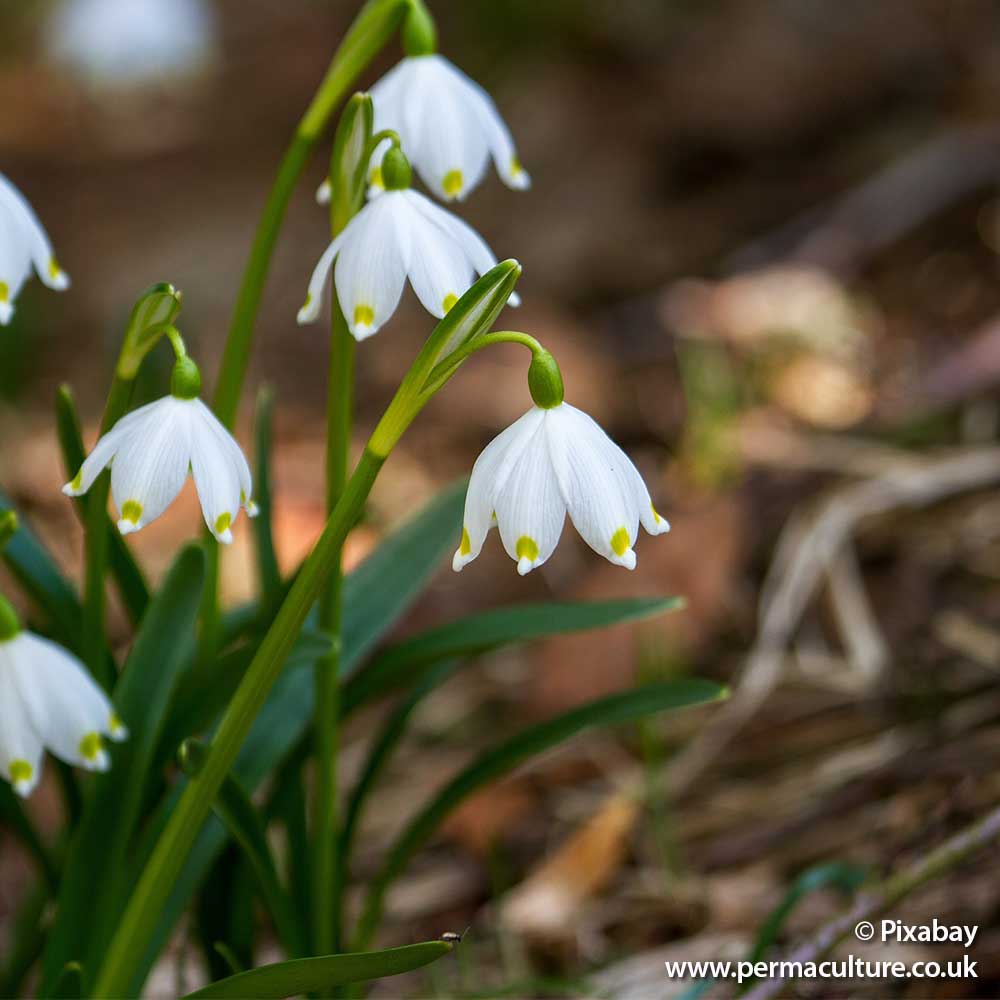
[183,942,454,999]
[55,386,149,625]
[40,546,205,994]
[340,661,457,880]
[0,487,83,649]
[253,386,281,613]
[49,960,83,1000]
[121,483,466,995]
[678,861,866,1000]
[0,508,16,552]
[355,679,727,947]
[344,596,685,713]
[180,739,305,957]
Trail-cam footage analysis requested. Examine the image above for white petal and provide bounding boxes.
[437,57,530,191]
[624,459,670,537]
[545,404,642,569]
[0,202,32,323]
[334,194,411,339]
[62,400,157,497]
[9,633,119,772]
[189,400,244,543]
[453,407,545,571]
[493,420,565,575]
[109,396,192,534]
[296,221,355,324]
[0,173,69,290]
[315,178,332,205]
[399,193,474,318]
[0,646,45,796]
[406,56,489,202]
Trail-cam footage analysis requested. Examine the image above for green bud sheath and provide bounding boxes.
[528,349,565,409]
[380,146,413,190]
[402,1,437,57]
[0,594,21,641]
[170,355,202,399]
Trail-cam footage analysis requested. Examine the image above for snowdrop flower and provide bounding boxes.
[366,54,530,202]
[0,174,69,324]
[453,353,669,575]
[63,356,257,542]
[46,0,215,88]
[298,147,517,340]
[0,596,126,797]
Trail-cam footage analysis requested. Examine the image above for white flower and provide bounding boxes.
[46,0,215,87]
[297,186,516,339]
[453,403,670,575]
[367,54,530,202]
[0,630,127,797]
[0,173,69,324]
[63,395,257,543]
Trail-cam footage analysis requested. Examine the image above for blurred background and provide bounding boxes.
[3,0,1000,996]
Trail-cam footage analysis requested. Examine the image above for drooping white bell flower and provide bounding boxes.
[0,174,70,324]
[0,597,127,798]
[298,147,517,340]
[366,54,530,202]
[46,0,216,88]
[453,397,670,576]
[63,357,257,543]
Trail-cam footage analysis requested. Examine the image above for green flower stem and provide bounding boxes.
[93,447,385,1000]
[313,299,355,958]
[211,0,409,431]
[82,373,134,689]
[424,330,546,389]
[200,0,410,663]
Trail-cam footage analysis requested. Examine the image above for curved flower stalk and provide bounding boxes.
[0,596,126,797]
[0,174,69,324]
[63,355,256,543]
[46,0,216,87]
[454,350,670,575]
[299,147,517,339]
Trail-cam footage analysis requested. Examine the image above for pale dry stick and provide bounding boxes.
[825,545,889,686]
[737,801,1000,1000]
[667,445,1000,797]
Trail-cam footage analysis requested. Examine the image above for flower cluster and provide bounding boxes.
[0,15,671,805]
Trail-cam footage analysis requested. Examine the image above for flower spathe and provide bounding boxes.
[0,629,127,797]
[0,173,70,325]
[453,402,670,575]
[63,395,257,543]
[367,54,530,202]
[297,186,517,339]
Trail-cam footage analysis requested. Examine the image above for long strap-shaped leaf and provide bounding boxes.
[343,596,685,713]
[39,546,205,994]
[119,484,467,995]
[183,941,453,999]
[354,679,727,947]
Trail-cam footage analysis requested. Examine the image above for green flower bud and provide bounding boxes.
[170,355,202,400]
[528,349,564,409]
[402,0,437,57]
[381,146,413,191]
[0,594,21,641]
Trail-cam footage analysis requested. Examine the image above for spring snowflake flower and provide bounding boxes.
[0,174,69,324]
[453,402,670,575]
[366,54,530,202]
[63,358,256,543]
[46,0,215,87]
[298,148,516,339]
[0,598,127,797]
